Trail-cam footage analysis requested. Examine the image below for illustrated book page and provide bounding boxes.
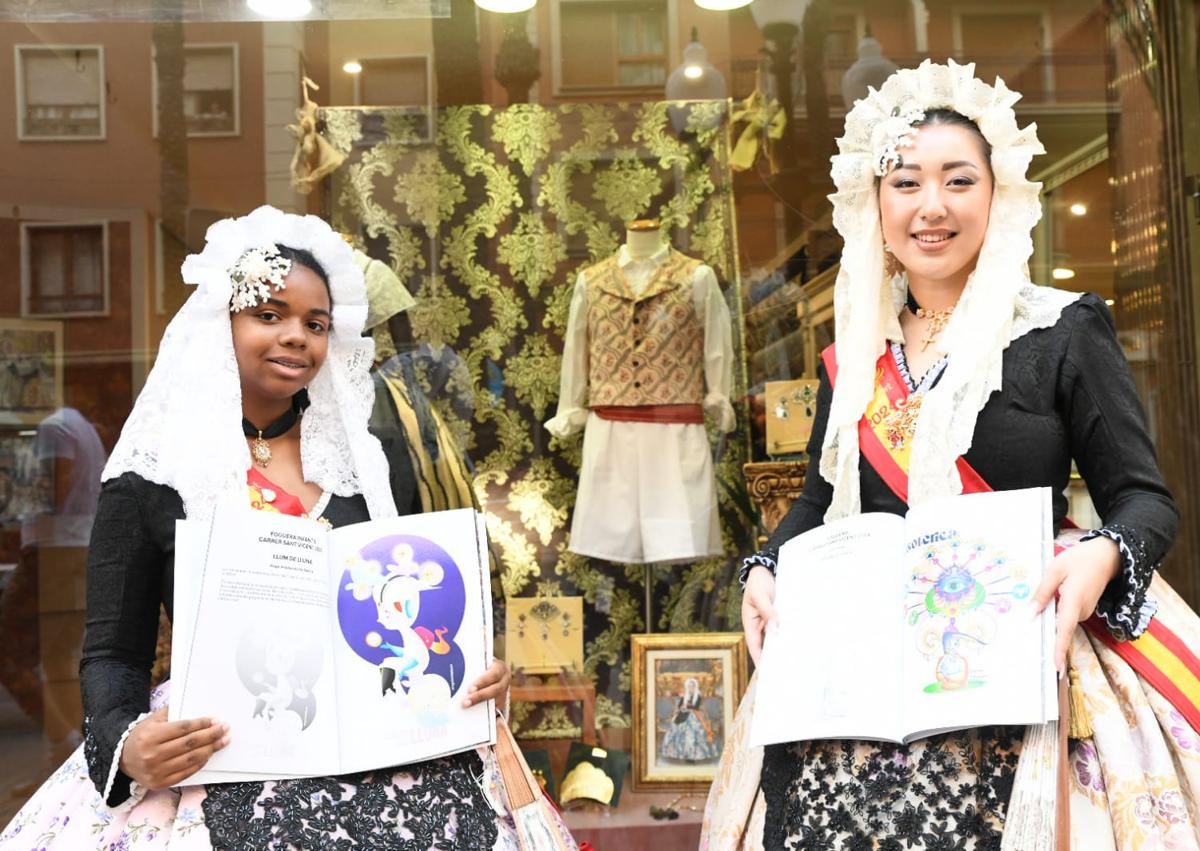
[750,487,1056,747]
[170,505,495,784]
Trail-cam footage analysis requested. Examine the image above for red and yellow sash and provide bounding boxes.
[821,343,1200,733]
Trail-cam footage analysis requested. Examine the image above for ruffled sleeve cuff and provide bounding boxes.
[85,710,150,808]
[545,407,588,439]
[738,550,778,589]
[1080,525,1159,641]
[704,393,736,433]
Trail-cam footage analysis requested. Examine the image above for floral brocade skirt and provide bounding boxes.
[0,683,571,851]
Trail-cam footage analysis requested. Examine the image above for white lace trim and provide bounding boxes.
[1081,527,1159,639]
[819,60,1083,518]
[308,490,332,520]
[103,711,151,807]
[103,206,397,523]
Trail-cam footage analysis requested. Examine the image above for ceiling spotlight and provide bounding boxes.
[694,0,753,9]
[1069,203,1087,216]
[247,0,312,18]
[1051,267,1076,280]
[343,60,363,74]
[473,0,537,12]
[1105,298,1115,306]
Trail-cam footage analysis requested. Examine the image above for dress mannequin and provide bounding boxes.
[546,220,735,566]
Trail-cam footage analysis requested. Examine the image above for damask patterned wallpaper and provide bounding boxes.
[321,101,755,734]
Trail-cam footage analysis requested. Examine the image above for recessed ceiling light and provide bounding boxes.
[1051,267,1076,280]
[343,60,363,74]
[694,0,753,8]
[473,0,536,12]
[247,0,312,19]
[1105,298,1115,306]
[1069,203,1087,216]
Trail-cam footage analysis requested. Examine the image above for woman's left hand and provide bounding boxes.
[463,658,510,708]
[1031,536,1121,673]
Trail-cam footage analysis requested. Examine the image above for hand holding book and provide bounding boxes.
[1031,534,1122,672]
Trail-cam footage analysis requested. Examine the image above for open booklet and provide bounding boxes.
[751,487,1058,747]
[169,505,495,785]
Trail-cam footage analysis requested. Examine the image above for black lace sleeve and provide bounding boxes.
[740,362,835,586]
[80,473,166,806]
[1060,295,1178,639]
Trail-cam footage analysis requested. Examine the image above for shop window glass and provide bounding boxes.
[560,1,667,89]
[957,10,1049,100]
[15,45,105,140]
[154,43,239,137]
[22,225,107,317]
[359,56,429,107]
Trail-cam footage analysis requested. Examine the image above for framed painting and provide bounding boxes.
[631,632,748,792]
[0,318,63,426]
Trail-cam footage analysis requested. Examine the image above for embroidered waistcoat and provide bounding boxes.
[585,250,706,407]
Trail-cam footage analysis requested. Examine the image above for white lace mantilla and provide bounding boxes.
[820,60,1080,518]
[103,206,397,522]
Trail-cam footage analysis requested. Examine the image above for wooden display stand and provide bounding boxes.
[510,670,597,746]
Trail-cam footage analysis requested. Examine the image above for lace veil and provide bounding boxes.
[821,59,1082,519]
[103,205,398,521]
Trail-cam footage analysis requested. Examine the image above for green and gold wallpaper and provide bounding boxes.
[322,100,755,735]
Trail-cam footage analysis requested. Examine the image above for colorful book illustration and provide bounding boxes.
[170,506,495,784]
[750,487,1058,747]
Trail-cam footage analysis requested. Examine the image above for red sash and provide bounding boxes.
[821,343,1200,732]
[592,404,704,425]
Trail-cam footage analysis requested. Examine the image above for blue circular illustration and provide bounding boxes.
[337,534,467,698]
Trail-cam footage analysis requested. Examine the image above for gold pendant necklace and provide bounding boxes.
[243,400,303,470]
[915,305,955,351]
[250,431,272,468]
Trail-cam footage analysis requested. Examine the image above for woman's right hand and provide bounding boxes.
[742,566,778,665]
[118,708,230,789]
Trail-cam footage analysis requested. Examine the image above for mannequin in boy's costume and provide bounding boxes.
[547,222,735,564]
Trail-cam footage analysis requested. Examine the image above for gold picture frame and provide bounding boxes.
[631,632,748,792]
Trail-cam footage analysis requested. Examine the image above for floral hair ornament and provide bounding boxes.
[228,245,292,312]
[819,59,1081,522]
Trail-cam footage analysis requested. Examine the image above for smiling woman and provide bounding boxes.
[730,61,1188,850]
[231,246,332,509]
[0,207,545,851]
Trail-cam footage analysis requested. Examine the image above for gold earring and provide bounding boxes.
[884,244,904,278]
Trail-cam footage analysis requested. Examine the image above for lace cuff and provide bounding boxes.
[738,551,778,588]
[101,711,151,808]
[1080,525,1159,641]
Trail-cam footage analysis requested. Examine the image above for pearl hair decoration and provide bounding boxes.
[228,245,292,313]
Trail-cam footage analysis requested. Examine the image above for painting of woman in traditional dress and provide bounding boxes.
[659,676,718,762]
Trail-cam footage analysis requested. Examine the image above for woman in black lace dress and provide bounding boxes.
[1,207,570,851]
[728,62,1194,850]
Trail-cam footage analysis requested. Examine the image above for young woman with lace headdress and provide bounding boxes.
[702,61,1200,850]
[0,206,576,850]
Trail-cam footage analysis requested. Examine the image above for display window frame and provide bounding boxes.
[19,220,111,320]
[548,0,681,98]
[151,41,241,139]
[13,43,107,142]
